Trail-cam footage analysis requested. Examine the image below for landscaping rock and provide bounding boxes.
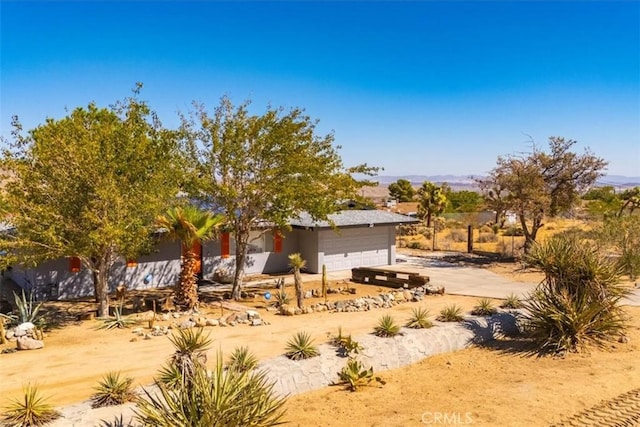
[304,290,313,299]
[246,310,260,320]
[251,318,263,326]
[224,313,238,324]
[179,320,196,329]
[5,329,15,340]
[205,318,219,327]
[280,304,295,316]
[16,336,44,350]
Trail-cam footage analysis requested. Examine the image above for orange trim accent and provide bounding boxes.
[221,233,230,258]
[126,259,138,268]
[273,231,283,253]
[70,257,81,273]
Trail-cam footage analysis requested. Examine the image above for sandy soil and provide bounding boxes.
[1,260,638,426]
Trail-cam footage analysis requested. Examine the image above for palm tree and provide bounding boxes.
[288,253,306,309]
[156,205,224,309]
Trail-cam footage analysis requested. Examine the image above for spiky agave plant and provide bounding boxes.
[135,351,287,427]
[501,293,523,309]
[374,315,401,337]
[1,384,61,427]
[90,372,137,408]
[471,298,497,316]
[226,346,259,373]
[436,304,464,322]
[98,301,137,330]
[285,331,319,360]
[405,307,433,329]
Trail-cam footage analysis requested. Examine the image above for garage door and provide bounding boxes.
[321,227,389,271]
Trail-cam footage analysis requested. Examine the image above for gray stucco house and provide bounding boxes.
[7,210,416,300]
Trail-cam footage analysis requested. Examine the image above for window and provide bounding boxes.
[247,230,265,254]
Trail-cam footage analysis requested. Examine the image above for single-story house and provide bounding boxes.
[6,210,416,300]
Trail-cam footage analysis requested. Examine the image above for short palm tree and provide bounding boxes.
[156,205,224,309]
[288,253,306,309]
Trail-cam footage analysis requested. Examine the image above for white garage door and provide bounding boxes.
[321,227,389,271]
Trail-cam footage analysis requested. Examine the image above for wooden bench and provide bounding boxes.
[351,267,429,289]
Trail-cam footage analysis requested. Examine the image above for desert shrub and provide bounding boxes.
[398,224,419,236]
[374,315,401,337]
[273,288,290,307]
[471,299,497,316]
[335,359,385,392]
[433,217,446,232]
[447,229,466,243]
[491,224,500,234]
[422,227,434,240]
[476,233,498,243]
[1,384,61,427]
[523,235,629,355]
[285,331,319,360]
[436,304,464,322]
[407,241,422,250]
[596,216,640,280]
[500,293,523,309]
[479,225,493,234]
[226,346,258,373]
[503,226,524,236]
[135,352,286,427]
[397,238,407,248]
[90,372,137,408]
[405,307,433,329]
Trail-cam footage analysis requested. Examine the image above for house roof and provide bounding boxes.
[289,210,418,229]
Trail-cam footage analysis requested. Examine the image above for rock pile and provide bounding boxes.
[278,284,445,315]
[4,322,45,350]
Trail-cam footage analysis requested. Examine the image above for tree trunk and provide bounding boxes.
[231,240,248,300]
[93,260,110,318]
[426,212,432,228]
[176,250,199,309]
[294,268,304,309]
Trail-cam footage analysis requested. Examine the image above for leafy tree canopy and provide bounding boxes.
[0,85,184,316]
[387,179,415,202]
[444,189,483,213]
[478,137,607,252]
[184,97,378,299]
[416,181,447,227]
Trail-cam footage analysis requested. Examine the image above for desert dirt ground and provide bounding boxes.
[1,256,639,426]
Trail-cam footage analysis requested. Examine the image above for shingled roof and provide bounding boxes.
[289,210,418,229]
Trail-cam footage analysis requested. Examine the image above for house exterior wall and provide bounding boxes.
[202,230,298,279]
[9,240,182,300]
[293,228,319,273]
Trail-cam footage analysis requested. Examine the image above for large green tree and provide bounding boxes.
[387,179,415,202]
[0,86,183,316]
[478,137,607,252]
[618,187,640,217]
[184,97,377,300]
[444,189,483,213]
[156,205,224,309]
[416,181,447,227]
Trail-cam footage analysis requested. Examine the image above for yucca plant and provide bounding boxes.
[98,301,136,330]
[436,304,464,322]
[374,315,401,337]
[166,328,212,382]
[501,293,523,309]
[523,235,629,354]
[135,351,287,427]
[405,307,433,329]
[1,384,61,427]
[288,253,306,309]
[471,298,497,316]
[335,359,385,392]
[90,372,137,408]
[226,346,259,373]
[285,331,319,360]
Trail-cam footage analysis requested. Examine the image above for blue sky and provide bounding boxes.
[1,1,639,177]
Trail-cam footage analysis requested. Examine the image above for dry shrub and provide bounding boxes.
[447,229,467,243]
[476,233,498,243]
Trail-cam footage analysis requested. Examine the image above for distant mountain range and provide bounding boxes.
[374,175,640,188]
